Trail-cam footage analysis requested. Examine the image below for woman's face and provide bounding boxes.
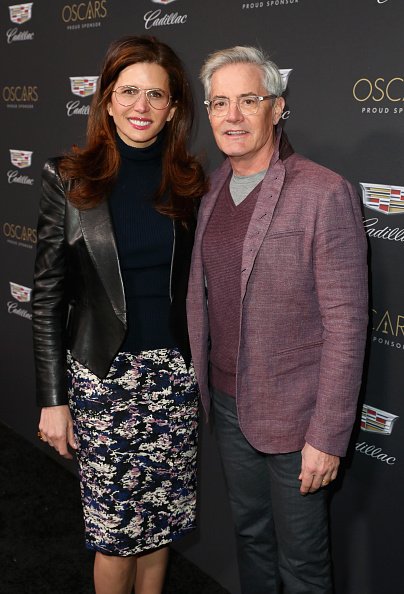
[107,62,176,148]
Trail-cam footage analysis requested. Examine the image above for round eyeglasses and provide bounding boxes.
[113,85,171,110]
[204,94,277,117]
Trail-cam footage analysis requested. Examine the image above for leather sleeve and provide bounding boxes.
[32,159,69,407]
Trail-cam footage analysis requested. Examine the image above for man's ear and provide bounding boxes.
[273,97,285,125]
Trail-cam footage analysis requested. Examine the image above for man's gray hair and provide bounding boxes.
[200,46,284,99]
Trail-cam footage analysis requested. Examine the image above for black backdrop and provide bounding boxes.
[1,1,403,592]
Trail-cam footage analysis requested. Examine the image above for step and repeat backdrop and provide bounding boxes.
[1,1,403,592]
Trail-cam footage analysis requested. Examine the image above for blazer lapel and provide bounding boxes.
[195,159,232,244]
[80,200,126,325]
[187,159,231,405]
[240,158,286,300]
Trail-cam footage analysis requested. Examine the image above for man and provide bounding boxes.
[186,46,368,594]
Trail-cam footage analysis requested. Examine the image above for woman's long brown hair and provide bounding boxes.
[59,35,207,219]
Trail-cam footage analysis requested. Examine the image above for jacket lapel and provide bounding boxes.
[187,159,231,405]
[195,159,232,244]
[240,140,287,300]
[79,200,126,325]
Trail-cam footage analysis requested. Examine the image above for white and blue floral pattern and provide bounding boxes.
[67,348,198,556]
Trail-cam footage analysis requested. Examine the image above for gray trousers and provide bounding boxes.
[212,388,333,594]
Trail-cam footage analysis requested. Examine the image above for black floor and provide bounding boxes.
[0,422,229,594]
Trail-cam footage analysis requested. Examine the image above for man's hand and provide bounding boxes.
[38,405,78,460]
[299,442,339,495]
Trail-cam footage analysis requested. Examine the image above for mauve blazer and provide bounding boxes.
[186,131,368,457]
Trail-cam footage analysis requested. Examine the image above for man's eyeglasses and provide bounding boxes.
[204,94,277,117]
[113,85,171,110]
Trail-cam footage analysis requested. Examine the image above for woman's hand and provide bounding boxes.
[38,405,78,459]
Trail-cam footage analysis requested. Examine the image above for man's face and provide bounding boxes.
[207,63,284,171]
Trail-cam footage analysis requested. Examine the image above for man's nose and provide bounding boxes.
[226,100,244,122]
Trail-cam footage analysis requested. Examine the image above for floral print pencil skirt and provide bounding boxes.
[67,348,198,556]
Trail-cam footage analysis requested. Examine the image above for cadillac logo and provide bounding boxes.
[9,149,32,168]
[279,69,292,90]
[361,404,399,435]
[361,182,404,215]
[9,2,33,24]
[69,76,98,97]
[9,281,32,302]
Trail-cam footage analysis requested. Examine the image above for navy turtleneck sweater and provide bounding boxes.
[109,133,176,353]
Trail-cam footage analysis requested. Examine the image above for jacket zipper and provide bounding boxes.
[169,220,175,303]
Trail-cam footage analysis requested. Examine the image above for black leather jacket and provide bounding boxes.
[32,159,196,407]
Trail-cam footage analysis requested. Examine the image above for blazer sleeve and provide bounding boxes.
[32,159,69,407]
[305,176,368,456]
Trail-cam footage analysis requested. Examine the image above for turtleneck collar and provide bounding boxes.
[116,128,165,161]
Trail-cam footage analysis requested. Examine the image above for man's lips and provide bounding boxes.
[223,130,249,136]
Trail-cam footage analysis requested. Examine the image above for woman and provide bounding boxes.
[33,35,207,594]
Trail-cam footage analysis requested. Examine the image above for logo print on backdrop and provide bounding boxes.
[279,69,292,121]
[361,404,399,435]
[241,1,301,11]
[2,221,37,247]
[280,69,292,90]
[356,404,398,466]
[9,149,32,168]
[61,0,108,30]
[371,306,404,357]
[362,182,404,245]
[7,281,32,320]
[352,76,404,116]
[2,85,38,109]
[144,0,187,30]
[355,441,396,465]
[66,76,98,116]
[9,281,31,302]
[7,150,34,185]
[70,76,98,98]
[9,2,32,24]
[361,183,404,215]
[7,3,34,43]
